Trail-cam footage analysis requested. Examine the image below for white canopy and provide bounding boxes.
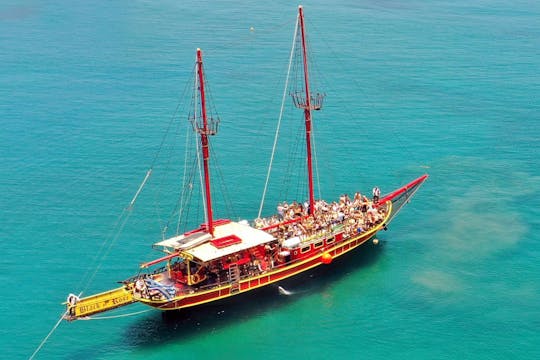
[154,221,275,263]
[153,232,212,251]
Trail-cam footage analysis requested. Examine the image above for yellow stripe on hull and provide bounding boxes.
[139,202,393,311]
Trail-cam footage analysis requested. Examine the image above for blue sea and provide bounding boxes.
[1,1,539,359]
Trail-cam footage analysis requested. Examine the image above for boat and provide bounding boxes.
[63,5,428,321]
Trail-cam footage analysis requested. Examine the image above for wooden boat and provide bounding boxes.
[64,6,428,321]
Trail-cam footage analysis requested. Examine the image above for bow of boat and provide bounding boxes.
[377,174,429,224]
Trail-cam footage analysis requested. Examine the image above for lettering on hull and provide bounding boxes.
[72,287,134,318]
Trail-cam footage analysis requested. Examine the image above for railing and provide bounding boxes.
[290,91,326,110]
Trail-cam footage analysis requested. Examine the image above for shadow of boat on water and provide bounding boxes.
[122,238,386,348]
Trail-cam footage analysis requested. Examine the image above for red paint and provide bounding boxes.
[211,234,242,248]
[222,256,250,270]
[261,215,308,231]
[145,225,380,311]
[140,252,179,268]
[183,219,231,237]
[376,174,429,206]
[196,49,214,236]
[298,6,315,215]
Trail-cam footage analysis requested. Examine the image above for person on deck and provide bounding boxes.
[372,187,380,204]
[277,203,284,220]
[367,205,379,225]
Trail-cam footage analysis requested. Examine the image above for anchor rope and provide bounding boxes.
[28,12,416,359]
[76,78,192,293]
[28,310,68,360]
[30,67,194,360]
[29,290,83,360]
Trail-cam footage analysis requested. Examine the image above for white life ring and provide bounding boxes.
[67,293,79,306]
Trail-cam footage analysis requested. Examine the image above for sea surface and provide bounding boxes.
[1,1,539,359]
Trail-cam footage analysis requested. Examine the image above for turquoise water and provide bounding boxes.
[2,1,539,359]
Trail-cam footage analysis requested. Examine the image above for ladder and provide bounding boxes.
[228,263,241,293]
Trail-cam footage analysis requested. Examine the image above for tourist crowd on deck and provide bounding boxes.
[132,188,387,299]
[254,190,386,241]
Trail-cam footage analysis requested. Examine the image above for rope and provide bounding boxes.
[307,20,424,183]
[210,144,237,220]
[29,290,83,360]
[28,310,68,360]
[79,297,174,321]
[80,308,153,320]
[29,297,166,357]
[311,116,322,200]
[258,14,299,219]
[79,210,133,295]
[176,109,194,235]
[30,76,181,358]
[153,65,196,238]
[29,18,304,360]
[387,180,426,222]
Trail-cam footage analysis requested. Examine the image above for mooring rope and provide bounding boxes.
[29,291,83,360]
[28,310,68,360]
[28,97,186,358]
[80,308,153,320]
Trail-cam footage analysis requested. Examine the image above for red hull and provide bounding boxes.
[140,208,386,311]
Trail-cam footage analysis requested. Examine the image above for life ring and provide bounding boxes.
[67,293,79,306]
[191,274,201,284]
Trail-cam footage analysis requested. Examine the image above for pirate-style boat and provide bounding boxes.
[64,6,428,321]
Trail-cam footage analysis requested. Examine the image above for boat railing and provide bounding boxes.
[190,115,220,135]
[290,91,326,111]
[145,208,386,296]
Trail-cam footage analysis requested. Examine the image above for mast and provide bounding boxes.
[195,48,215,236]
[298,5,315,215]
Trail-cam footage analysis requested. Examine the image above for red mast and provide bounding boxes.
[298,5,315,215]
[196,48,215,236]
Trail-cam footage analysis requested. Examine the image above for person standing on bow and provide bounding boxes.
[372,186,380,204]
